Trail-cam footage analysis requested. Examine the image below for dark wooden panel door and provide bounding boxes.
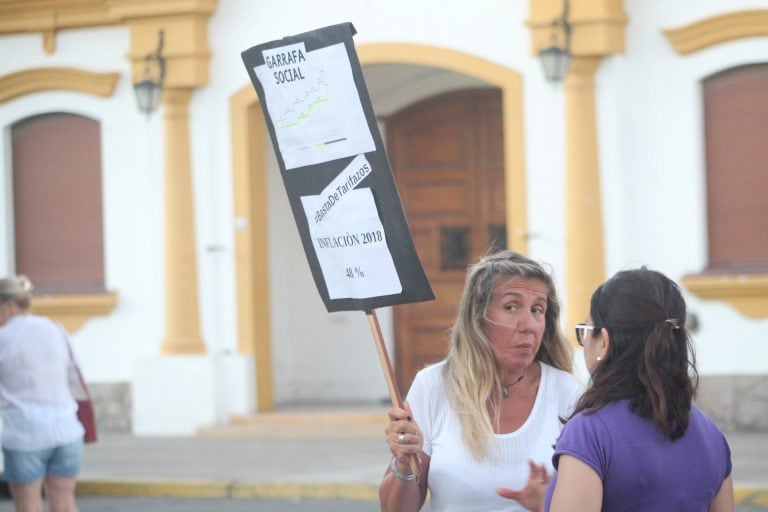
[386,89,506,394]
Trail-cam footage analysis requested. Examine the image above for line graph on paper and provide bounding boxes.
[256,42,375,170]
[275,72,330,129]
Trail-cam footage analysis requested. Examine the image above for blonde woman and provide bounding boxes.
[380,251,583,512]
[0,276,84,512]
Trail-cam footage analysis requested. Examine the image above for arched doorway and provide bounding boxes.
[230,44,525,410]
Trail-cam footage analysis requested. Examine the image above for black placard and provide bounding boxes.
[241,23,434,312]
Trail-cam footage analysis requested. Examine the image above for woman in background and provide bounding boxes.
[0,275,84,512]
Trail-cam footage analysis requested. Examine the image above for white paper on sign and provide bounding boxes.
[254,42,375,170]
[300,156,402,299]
[310,154,372,224]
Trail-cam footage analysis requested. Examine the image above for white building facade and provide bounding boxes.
[0,0,766,435]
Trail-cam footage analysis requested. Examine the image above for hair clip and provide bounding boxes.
[664,318,680,330]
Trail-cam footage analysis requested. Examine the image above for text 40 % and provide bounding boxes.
[345,267,365,279]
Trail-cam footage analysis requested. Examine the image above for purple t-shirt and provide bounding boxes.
[544,400,731,511]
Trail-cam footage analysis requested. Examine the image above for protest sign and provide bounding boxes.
[242,23,433,477]
[241,22,434,313]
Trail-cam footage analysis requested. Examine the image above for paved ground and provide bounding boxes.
[71,428,767,509]
[0,494,764,512]
[1,410,766,510]
[0,495,754,512]
[67,497,768,512]
[0,495,390,512]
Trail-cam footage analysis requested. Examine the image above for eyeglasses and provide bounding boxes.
[574,323,595,347]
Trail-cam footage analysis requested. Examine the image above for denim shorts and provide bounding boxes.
[2,440,83,483]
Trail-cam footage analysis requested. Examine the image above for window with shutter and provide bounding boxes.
[703,64,768,273]
[683,64,768,319]
[11,112,106,294]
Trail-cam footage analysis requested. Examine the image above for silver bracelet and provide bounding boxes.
[390,456,416,481]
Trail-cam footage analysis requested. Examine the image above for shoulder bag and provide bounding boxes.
[61,324,98,443]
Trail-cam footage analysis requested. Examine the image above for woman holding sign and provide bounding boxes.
[380,251,582,512]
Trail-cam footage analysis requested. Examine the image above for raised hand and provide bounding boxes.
[496,459,551,512]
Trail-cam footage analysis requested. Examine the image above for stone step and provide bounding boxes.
[196,407,389,439]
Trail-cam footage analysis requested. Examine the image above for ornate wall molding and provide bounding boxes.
[0,0,217,67]
[683,274,768,319]
[32,293,118,333]
[0,0,217,35]
[664,10,768,55]
[527,0,626,56]
[0,67,119,104]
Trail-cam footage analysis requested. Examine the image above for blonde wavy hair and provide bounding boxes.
[442,251,572,461]
[0,275,34,310]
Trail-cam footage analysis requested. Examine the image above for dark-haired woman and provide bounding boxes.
[546,268,733,511]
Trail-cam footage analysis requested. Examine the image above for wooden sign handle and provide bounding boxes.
[366,309,420,481]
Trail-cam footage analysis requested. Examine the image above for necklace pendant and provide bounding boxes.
[501,387,509,398]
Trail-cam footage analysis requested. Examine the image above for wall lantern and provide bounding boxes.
[539,0,571,82]
[133,30,166,116]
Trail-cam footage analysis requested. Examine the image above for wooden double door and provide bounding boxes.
[386,89,507,394]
